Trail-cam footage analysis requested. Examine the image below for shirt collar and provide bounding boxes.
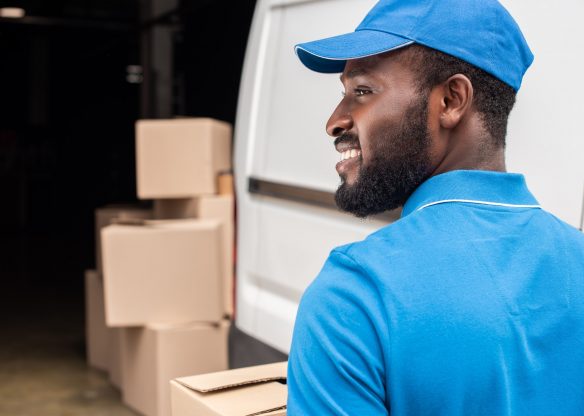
[401,170,540,218]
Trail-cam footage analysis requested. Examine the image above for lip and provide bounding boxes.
[335,142,360,153]
[335,153,361,176]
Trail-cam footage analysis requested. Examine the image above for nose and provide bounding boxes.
[326,102,353,138]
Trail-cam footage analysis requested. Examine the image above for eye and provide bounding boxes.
[341,88,373,98]
[354,88,372,96]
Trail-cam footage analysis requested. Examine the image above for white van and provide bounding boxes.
[231,0,584,362]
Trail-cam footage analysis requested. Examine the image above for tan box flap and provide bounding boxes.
[172,362,287,415]
[171,380,286,416]
[176,362,287,393]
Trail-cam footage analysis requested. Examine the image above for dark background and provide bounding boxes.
[0,0,256,326]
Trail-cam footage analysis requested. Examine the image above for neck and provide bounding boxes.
[431,126,506,177]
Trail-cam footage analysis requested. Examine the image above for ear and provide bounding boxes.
[438,74,474,130]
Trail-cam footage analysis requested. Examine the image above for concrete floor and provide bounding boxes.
[0,282,138,416]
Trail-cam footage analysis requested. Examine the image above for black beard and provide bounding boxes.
[334,94,432,218]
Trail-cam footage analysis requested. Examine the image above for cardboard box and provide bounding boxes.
[136,118,232,199]
[95,206,153,275]
[153,196,234,316]
[217,173,234,196]
[153,198,199,220]
[101,219,225,326]
[198,196,234,317]
[170,362,287,416]
[121,321,230,416]
[85,269,110,371]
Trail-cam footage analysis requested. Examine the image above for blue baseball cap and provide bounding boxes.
[295,0,534,91]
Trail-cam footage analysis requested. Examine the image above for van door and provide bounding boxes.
[234,0,584,354]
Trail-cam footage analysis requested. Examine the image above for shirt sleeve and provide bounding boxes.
[287,249,390,415]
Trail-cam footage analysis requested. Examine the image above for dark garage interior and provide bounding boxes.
[0,1,257,413]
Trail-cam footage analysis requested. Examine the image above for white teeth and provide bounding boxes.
[340,149,361,161]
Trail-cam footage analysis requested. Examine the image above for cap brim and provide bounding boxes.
[295,30,414,73]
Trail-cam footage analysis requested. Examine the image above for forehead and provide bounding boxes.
[340,49,417,84]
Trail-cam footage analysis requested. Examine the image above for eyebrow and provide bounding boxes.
[340,67,368,82]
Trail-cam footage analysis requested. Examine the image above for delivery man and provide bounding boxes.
[287,0,584,414]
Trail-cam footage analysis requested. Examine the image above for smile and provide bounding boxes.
[335,147,362,177]
[340,149,361,162]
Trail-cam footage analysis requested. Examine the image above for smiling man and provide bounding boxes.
[287,0,584,415]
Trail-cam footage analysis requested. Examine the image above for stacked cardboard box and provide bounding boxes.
[121,321,230,416]
[86,205,153,387]
[85,118,235,416]
[95,206,154,275]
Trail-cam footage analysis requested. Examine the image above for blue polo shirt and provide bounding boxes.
[287,170,584,415]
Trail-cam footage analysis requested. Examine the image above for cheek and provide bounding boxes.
[357,106,403,159]
[351,109,375,157]
[356,123,375,162]
[353,89,419,159]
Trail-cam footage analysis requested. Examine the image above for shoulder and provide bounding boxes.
[300,248,376,310]
[332,213,432,275]
[290,245,390,411]
[289,251,390,415]
[298,217,424,321]
[530,209,584,246]
[297,246,390,341]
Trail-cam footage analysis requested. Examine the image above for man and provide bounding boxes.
[287,0,584,414]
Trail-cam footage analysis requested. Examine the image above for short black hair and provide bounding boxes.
[403,45,516,148]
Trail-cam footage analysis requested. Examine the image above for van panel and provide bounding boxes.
[235,0,584,353]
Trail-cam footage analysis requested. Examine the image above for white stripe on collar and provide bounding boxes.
[416,199,542,212]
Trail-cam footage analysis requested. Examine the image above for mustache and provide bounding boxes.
[334,133,359,148]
